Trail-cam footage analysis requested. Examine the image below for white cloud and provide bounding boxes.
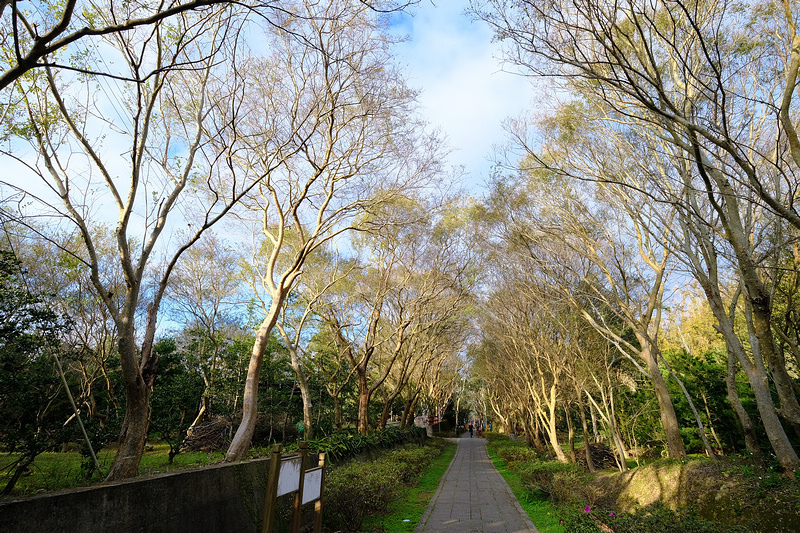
[389,0,534,190]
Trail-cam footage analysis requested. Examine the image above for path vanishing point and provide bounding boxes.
[415,434,539,533]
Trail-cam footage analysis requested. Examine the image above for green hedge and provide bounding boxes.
[296,425,426,463]
[485,433,542,465]
[560,503,750,533]
[322,439,446,533]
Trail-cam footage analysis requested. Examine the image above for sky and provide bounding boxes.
[1,0,535,236]
[387,1,535,192]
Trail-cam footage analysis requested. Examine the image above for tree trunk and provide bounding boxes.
[226,300,282,461]
[575,388,596,473]
[189,390,210,432]
[744,298,800,432]
[1,454,36,495]
[706,288,798,470]
[357,369,370,435]
[606,386,629,472]
[586,388,628,473]
[700,390,724,453]
[663,359,717,461]
[403,391,420,428]
[641,342,686,459]
[565,405,576,463]
[287,344,314,441]
[610,424,629,473]
[542,388,567,462]
[378,376,409,430]
[106,374,151,479]
[106,309,157,481]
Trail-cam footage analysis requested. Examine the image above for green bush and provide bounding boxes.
[376,446,434,483]
[485,433,542,465]
[560,503,750,533]
[516,460,588,502]
[302,425,426,463]
[500,445,542,465]
[321,439,444,532]
[323,461,401,532]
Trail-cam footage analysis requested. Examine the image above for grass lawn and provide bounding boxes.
[0,443,226,495]
[486,444,566,533]
[360,439,457,532]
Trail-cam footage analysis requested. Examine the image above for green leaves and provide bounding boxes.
[0,249,75,494]
[300,425,425,463]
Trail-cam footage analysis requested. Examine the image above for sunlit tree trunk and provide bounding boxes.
[227,298,284,460]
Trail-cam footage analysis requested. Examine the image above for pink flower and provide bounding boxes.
[584,506,591,513]
[609,512,615,517]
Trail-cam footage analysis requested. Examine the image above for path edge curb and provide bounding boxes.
[491,447,540,532]
[413,438,459,533]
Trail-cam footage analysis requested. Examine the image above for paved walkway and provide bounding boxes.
[415,434,538,533]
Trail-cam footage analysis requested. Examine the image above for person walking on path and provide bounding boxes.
[415,433,538,533]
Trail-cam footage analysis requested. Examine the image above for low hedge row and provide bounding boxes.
[485,434,752,533]
[322,440,447,532]
[293,425,426,464]
[485,433,593,504]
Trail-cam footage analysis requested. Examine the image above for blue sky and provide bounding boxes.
[388,1,534,191]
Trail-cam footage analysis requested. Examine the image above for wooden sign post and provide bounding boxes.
[261,442,326,533]
[290,441,308,533]
[261,444,284,533]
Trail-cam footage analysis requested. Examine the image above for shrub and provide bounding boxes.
[559,503,751,533]
[323,461,401,532]
[377,446,434,483]
[516,461,587,502]
[322,439,443,532]
[302,425,426,463]
[485,433,542,465]
[500,445,542,464]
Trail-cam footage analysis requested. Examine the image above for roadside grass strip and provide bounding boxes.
[486,444,566,533]
[361,440,457,532]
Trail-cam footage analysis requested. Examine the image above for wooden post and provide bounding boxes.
[312,453,326,533]
[261,444,284,533]
[291,441,309,533]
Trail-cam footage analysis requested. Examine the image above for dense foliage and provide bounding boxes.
[486,434,795,533]
[0,250,75,494]
[322,438,447,532]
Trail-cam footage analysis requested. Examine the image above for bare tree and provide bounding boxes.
[527,96,798,468]
[475,0,800,470]
[224,0,441,460]
[165,232,244,430]
[0,4,276,479]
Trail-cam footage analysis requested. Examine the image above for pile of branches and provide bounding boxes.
[182,417,231,452]
[575,442,618,470]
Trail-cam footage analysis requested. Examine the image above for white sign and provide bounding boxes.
[302,468,323,505]
[276,457,302,497]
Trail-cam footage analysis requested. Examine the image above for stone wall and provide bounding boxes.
[0,457,277,533]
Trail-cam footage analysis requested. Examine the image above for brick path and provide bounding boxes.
[415,434,539,533]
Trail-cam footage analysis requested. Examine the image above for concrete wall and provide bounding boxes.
[0,457,279,533]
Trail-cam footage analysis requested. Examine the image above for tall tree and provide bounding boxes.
[0,0,248,92]
[225,0,441,460]
[476,0,800,470]
[1,4,270,479]
[166,233,244,430]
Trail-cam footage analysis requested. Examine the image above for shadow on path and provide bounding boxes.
[415,433,539,533]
